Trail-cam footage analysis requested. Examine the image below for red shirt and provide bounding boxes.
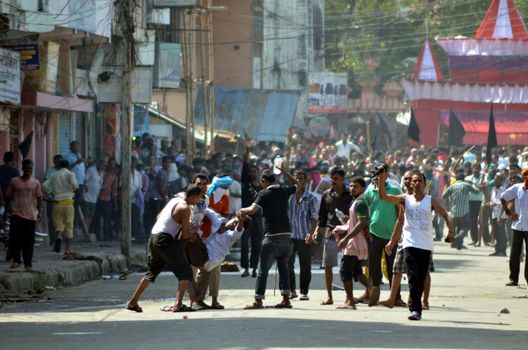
[6,177,42,220]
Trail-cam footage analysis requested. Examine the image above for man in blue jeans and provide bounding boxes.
[240,164,301,309]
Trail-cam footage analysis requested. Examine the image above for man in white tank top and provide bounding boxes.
[126,185,203,313]
[377,169,454,321]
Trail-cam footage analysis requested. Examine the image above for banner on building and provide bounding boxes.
[1,34,39,70]
[154,43,182,88]
[308,72,348,114]
[0,48,21,105]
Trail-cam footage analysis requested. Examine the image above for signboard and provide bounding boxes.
[154,43,182,88]
[309,115,330,137]
[134,105,150,136]
[153,0,198,7]
[98,67,153,104]
[0,48,21,105]
[308,72,348,114]
[1,34,39,70]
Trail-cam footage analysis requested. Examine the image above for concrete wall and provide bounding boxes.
[212,0,253,88]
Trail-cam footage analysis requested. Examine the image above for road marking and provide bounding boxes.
[53,332,103,336]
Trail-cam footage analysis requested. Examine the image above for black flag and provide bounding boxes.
[18,131,33,159]
[407,108,420,143]
[447,109,465,146]
[485,105,497,165]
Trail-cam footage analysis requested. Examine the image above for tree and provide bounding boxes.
[325,0,528,94]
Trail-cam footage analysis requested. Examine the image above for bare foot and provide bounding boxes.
[320,299,333,305]
[422,301,429,310]
[379,299,395,308]
[337,303,357,310]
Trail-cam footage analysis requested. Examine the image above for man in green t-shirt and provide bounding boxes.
[364,168,401,306]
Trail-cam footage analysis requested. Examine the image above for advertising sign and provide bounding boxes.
[2,34,39,70]
[154,43,182,88]
[0,48,21,105]
[308,72,348,114]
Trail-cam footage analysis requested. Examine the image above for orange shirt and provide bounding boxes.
[201,188,230,239]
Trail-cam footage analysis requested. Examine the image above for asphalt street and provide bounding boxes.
[1,241,527,350]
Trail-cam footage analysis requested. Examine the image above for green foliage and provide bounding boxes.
[325,0,528,94]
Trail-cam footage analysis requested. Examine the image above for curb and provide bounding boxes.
[0,253,134,295]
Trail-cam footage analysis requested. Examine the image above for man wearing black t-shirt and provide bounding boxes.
[240,139,263,278]
[240,165,301,309]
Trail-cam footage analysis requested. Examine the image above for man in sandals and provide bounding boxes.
[332,176,371,309]
[377,169,454,321]
[313,167,353,306]
[239,164,302,309]
[126,185,202,313]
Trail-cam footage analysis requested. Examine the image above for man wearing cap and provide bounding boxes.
[500,168,528,287]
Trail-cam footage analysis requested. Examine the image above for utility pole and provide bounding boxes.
[207,0,215,153]
[119,0,135,264]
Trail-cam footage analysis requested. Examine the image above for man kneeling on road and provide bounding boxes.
[126,185,202,313]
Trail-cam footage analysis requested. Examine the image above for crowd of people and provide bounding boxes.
[1,129,527,321]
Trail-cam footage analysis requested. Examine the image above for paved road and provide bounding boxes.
[1,242,527,350]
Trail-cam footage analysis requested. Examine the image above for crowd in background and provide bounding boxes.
[2,129,527,291]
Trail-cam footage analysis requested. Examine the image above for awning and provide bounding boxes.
[440,109,528,145]
[21,92,93,113]
[195,87,300,143]
[148,107,186,129]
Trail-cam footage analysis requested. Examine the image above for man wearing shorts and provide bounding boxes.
[313,167,352,305]
[44,159,79,256]
[126,185,202,313]
[332,176,371,309]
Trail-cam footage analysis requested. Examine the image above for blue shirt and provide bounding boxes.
[288,190,319,240]
[65,152,86,185]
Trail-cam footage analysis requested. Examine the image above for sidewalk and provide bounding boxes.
[0,239,148,296]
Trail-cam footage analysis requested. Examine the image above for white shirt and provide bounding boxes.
[44,168,79,201]
[130,169,142,200]
[335,140,361,160]
[491,185,506,220]
[402,194,434,251]
[204,227,244,272]
[501,183,528,231]
[84,166,103,204]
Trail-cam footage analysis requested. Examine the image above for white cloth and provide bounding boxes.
[500,183,528,231]
[151,197,184,238]
[168,163,180,182]
[229,180,242,214]
[213,187,229,205]
[402,194,434,251]
[84,166,103,204]
[204,228,244,272]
